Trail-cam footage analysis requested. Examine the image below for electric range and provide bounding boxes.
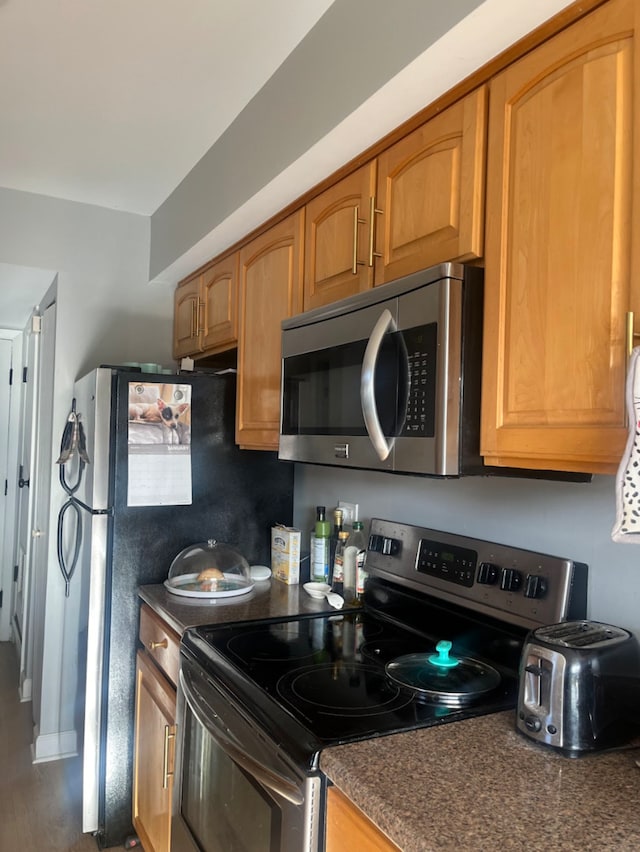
[173,519,588,852]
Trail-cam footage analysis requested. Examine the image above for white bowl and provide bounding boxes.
[303,582,331,600]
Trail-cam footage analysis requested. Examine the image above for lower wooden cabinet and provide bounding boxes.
[325,786,400,852]
[133,606,180,852]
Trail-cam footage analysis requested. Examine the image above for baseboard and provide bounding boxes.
[19,674,32,702]
[31,726,78,763]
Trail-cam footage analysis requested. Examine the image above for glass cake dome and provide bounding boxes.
[165,538,253,598]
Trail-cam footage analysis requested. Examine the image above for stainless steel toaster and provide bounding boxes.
[516,620,640,756]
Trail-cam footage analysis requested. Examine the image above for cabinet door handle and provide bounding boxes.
[148,638,168,651]
[191,299,198,339]
[162,724,176,789]
[352,205,367,274]
[197,299,206,334]
[368,196,383,267]
[626,311,640,358]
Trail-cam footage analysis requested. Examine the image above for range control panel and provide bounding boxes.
[367,519,587,630]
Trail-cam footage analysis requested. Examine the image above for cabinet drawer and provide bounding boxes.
[139,603,181,686]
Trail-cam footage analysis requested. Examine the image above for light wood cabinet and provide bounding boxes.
[374,85,486,285]
[302,86,487,311]
[133,604,180,852]
[481,0,640,474]
[173,277,202,359]
[304,163,377,309]
[236,210,305,449]
[325,786,400,852]
[172,254,239,359]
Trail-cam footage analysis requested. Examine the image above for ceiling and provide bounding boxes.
[0,0,575,329]
[0,0,336,216]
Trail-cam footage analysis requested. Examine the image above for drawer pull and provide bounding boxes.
[148,638,168,651]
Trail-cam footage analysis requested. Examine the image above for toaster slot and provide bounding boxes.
[518,644,566,745]
[523,656,552,709]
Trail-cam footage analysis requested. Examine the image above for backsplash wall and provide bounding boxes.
[292,465,640,633]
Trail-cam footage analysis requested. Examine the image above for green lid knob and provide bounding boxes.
[428,640,459,668]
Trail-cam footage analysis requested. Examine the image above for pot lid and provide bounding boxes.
[385,640,501,707]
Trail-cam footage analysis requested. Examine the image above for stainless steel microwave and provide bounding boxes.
[279,262,485,477]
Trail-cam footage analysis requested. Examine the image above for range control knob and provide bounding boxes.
[477,562,499,585]
[369,534,401,556]
[524,574,548,599]
[500,567,522,592]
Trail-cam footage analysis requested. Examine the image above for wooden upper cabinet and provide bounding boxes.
[481,0,640,474]
[236,210,305,450]
[172,254,239,360]
[304,163,377,310]
[200,253,239,353]
[173,277,202,359]
[374,86,487,285]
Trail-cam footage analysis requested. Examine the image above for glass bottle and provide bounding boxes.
[329,507,344,571]
[351,521,368,599]
[310,506,331,583]
[342,540,357,605]
[331,530,350,593]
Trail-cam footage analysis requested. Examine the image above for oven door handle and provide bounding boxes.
[180,669,305,806]
[361,308,397,461]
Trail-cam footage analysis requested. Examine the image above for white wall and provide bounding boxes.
[0,186,173,757]
[293,466,640,634]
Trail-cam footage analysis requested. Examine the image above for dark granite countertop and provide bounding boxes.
[320,710,640,851]
[139,578,337,635]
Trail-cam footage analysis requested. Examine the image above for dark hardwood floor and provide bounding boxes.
[0,641,122,851]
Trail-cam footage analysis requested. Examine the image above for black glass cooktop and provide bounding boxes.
[181,591,522,762]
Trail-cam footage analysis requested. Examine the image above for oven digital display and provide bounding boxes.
[416,539,477,587]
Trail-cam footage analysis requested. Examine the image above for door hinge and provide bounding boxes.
[23,366,28,383]
[18,465,29,489]
[32,314,42,334]
[13,565,18,582]
[0,590,3,609]
[9,367,13,385]
[4,479,7,496]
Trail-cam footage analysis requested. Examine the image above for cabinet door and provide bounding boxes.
[201,253,239,353]
[374,86,487,285]
[304,163,377,310]
[173,277,202,359]
[237,210,304,449]
[326,786,400,852]
[481,0,640,474]
[133,650,176,852]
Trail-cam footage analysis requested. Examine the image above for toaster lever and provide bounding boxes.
[524,664,547,677]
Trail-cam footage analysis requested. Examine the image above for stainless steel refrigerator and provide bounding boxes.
[58,366,294,848]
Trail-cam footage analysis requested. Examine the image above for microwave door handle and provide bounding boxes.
[180,669,304,806]
[361,308,396,461]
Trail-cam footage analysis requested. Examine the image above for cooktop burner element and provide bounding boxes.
[180,519,588,772]
[278,662,413,715]
[227,623,318,664]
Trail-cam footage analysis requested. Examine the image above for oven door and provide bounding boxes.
[172,655,322,852]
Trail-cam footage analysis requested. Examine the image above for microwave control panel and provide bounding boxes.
[402,323,437,438]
